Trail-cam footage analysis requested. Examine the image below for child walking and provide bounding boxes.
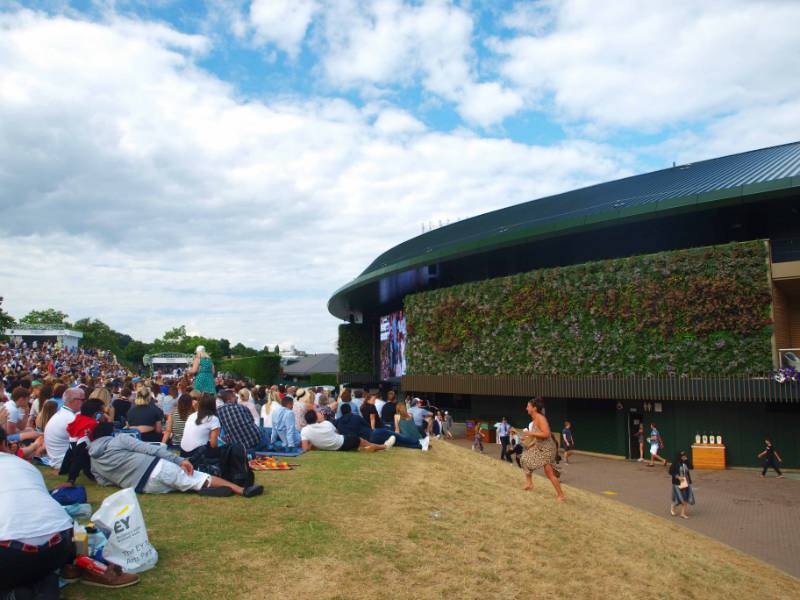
[758,438,784,478]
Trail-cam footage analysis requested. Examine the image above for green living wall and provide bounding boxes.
[338,324,372,375]
[219,355,281,385]
[405,241,772,377]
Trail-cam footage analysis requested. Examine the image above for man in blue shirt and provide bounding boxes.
[497,417,512,463]
[409,398,432,437]
[270,397,300,449]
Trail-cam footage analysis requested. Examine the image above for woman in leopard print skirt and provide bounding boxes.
[519,398,565,501]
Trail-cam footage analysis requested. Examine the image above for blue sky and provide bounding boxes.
[1,0,799,351]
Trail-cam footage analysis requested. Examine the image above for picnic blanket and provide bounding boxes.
[253,448,306,458]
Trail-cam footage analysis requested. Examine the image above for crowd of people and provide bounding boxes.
[0,341,444,596]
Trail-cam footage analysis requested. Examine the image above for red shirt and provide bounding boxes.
[66,415,98,442]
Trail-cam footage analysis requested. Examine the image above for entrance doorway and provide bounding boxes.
[628,411,644,460]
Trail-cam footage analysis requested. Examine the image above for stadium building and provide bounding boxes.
[329,142,800,467]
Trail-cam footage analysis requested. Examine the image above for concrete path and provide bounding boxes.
[451,438,800,578]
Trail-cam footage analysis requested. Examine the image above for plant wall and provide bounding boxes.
[405,241,773,377]
[337,324,372,375]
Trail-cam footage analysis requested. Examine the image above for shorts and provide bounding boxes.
[142,459,211,494]
[337,435,361,451]
[649,443,660,456]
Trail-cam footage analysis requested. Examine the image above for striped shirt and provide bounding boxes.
[170,409,189,445]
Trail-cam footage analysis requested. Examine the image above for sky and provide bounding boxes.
[1,0,799,353]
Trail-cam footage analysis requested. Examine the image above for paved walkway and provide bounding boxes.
[451,438,800,578]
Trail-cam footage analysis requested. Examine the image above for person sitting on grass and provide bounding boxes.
[301,409,394,452]
[335,403,428,450]
[88,422,263,497]
[217,389,269,453]
[60,398,106,485]
[270,396,300,450]
[180,393,220,458]
[1,428,141,593]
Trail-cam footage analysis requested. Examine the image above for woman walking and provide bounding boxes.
[758,438,784,478]
[648,422,668,468]
[632,423,645,462]
[517,398,565,501]
[669,451,694,519]
[471,421,484,453]
[190,345,216,395]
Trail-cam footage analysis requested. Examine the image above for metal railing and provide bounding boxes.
[401,373,800,403]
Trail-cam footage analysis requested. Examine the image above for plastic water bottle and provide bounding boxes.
[73,523,88,556]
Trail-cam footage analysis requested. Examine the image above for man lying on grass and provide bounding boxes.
[87,422,263,497]
[300,409,395,452]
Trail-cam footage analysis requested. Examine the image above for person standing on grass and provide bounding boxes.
[189,345,216,395]
[497,417,512,463]
[647,422,668,468]
[758,438,784,478]
[560,421,575,465]
[517,398,565,501]
[669,451,694,519]
[632,423,645,462]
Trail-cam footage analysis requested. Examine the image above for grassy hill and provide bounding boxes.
[52,441,799,600]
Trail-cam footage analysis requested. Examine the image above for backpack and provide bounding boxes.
[219,443,255,488]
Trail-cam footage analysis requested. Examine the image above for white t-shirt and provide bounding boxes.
[374,398,386,417]
[4,401,21,425]
[261,400,281,428]
[180,412,221,453]
[300,420,344,451]
[0,453,73,544]
[43,406,77,468]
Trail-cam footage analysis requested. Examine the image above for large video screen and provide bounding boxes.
[380,310,407,379]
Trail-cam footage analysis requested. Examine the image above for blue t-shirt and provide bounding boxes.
[650,428,660,443]
[409,406,431,427]
[561,428,573,446]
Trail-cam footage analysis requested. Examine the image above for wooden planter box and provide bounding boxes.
[691,444,726,470]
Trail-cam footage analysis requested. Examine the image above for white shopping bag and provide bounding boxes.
[91,487,158,573]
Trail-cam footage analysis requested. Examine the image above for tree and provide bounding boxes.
[73,318,121,353]
[124,340,151,365]
[273,344,280,354]
[231,342,258,357]
[0,297,15,335]
[20,308,69,326]
[219,338,231,357]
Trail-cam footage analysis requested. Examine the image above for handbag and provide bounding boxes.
[678,476,689,490]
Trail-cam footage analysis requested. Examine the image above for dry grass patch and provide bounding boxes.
[52,441,799,600]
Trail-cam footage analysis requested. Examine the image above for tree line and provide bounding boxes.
[0,299,278,367]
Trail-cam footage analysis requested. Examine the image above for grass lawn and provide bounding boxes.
[46,441,800,600]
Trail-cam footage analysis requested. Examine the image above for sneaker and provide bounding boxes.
[384,435,396,449]
[637,458,644,462]
[81,565,140,589]
[420,436,430,452]
[243,484,264,498]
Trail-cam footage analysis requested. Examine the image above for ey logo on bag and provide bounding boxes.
[114,504,132,534]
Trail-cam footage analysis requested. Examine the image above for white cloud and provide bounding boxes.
[318,0,522,127]
[0,10,627,351]
[249,0,319,58]
[457,82,523,129]
[494,0,800,130]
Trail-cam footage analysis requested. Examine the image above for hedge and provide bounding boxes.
[338,324,372,375]
[405,241,773,377]
[219,354,281,384]
[309,373,338,386]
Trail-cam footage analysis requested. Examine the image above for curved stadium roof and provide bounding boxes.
[329,141,800,319]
